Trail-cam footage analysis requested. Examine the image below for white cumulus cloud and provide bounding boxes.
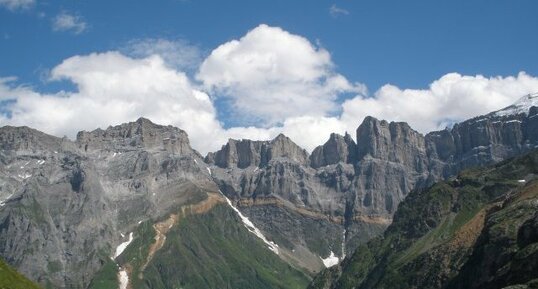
[1,25,538,155]
[197,24,365,126]
[0,52,223,154]
[52,11,88,34]
[340,72,538,134]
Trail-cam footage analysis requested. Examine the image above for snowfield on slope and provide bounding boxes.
[114,232,133,259]
[321,251,340,268]
[220,191,279,254]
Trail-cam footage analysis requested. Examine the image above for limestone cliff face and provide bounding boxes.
[207,133,309,169]
[352,117,430,217]
[207,93,538,267]
[352,94,538,223]
[356,117,428,170]
[0,119,216,289]
[207,139,266,168]
[76,117,196,156]
[427,104,538,176]
[310,133,357,168]
[0,129,113,288]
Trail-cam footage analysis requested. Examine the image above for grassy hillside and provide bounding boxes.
[310,149,538,289]
[90,200,310,289]
[0,258,41,289]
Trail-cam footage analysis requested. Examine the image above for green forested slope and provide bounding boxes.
[310,149,538,289]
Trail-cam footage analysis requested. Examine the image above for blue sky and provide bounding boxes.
[1,0,538,153]
[2,0,537,89]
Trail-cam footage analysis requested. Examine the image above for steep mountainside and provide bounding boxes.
[309,149,538,289]
[0,93,536,288]
[0,119,280,288]
[88,195,310,289]
[206,93,538,272]
[0,118,308,289]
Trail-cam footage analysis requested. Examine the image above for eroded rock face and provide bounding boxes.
[0,119,216,289]
[0,131,113,288]
[311,133,357,168]
[308,148,538,289]
[207,133,310,169]
[76,117,196,156]
[353,117,431,218]
[206,94,538,271]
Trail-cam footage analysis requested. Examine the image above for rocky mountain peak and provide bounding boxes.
[268,133,309,165]
[208,138,266,168]
[310,132,357,168]
[493,92,538,117]
[75,118,194,155]
[0,125,72,153]
[356,116,427,167]
[208,133,309,169]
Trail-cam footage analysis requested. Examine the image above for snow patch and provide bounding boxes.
[194,159,198,164]
[113,152,117,157]
[118,269,129,289]
[18,173,32,179]
[207,167,212,176]
[320,251,340,268]
[0,193,14,207]
[494,93,538,117]
[114,232,133,259]
[37,160,45,165]
[220,191,279,254]
[341,229,346,259]
[518,180,526,183]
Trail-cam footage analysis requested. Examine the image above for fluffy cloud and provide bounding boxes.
[52,11,88,34]
[197,24,365,126]
[340,72,538,134]
[0,52,223,154]
[0,0,34,10]
[1,25,538,155]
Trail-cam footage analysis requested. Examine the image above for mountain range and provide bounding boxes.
[0,92,537,289]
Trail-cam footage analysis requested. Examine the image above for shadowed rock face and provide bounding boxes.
[426,105,538,176]
[310,133,357,168]
[308,146,538,289]
[208,139,267,169]
[356,117,428,170]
